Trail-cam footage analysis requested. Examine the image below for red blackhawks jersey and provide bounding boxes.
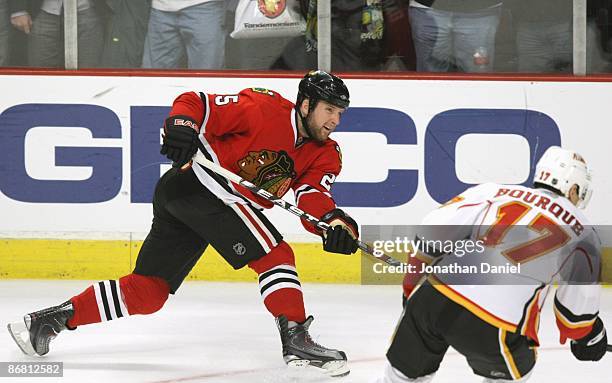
[414,183,601,346]
[168,87,342,235]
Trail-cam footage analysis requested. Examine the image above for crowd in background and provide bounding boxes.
[0,0,611,73]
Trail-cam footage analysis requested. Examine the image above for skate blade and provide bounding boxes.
[287,358,350,378]
[7,321,38,357]
[321,360,350,378]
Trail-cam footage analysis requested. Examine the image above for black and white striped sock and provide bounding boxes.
[93,280,129,322]
[258,265,302,300]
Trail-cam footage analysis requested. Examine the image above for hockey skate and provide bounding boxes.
[7,301,74,356]
[276,315,349,377]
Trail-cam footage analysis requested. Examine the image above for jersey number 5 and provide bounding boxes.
[215,95,239,105]
[482,201,570,264]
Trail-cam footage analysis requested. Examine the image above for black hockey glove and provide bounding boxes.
[570,317,607,361]
[160,115,200,167]
[321,208,359,255]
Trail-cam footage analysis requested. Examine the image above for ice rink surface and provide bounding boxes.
[1,281,611,383]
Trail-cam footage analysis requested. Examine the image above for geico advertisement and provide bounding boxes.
[0,75,611,237]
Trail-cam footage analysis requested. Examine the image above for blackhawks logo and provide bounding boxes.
[258,0,285,19]
[237,149,296,197]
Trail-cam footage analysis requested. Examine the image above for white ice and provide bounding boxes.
[1,281,611,383]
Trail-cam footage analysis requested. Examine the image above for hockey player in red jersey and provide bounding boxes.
[377,146,607,382]
[7,71,359,377]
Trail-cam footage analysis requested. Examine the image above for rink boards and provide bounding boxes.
[1,73,611,282]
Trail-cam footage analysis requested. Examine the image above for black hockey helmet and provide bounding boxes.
[296,70,350,110]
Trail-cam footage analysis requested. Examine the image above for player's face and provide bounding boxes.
[568,184,580,206]
[303,100,345,142]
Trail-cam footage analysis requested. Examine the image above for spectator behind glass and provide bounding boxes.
[100,0,151,68]
[9,0,104,68]
[408,0,503,72]
[507,0,572,72]
[0,0,9,66]
[142,0,225,69]
[508,0,612,73]
[272,0,385,72]
[589,0,612,72]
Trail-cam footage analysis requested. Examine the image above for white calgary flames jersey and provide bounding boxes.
[419,183,601,345]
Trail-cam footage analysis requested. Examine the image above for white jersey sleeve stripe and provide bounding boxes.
[194,92,257,207]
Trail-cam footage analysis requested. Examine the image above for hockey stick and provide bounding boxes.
[192,150,403,267]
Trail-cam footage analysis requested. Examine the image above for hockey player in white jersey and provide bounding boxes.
[377,146,607,382]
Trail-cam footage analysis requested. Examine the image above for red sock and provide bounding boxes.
[248,242,306,323]
[67,285,100,328]
[67,274,169,328]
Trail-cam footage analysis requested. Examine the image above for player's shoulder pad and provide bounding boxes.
[449,183,492,198]
[320,137,342,154]
[573,205,593,230]
[313,139,343,174]
[240,87,280,99]
[466,182,502,197]
[241,87,293,109]
[440,183,498,207]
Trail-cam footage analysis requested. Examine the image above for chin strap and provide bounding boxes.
[295,100,318,139]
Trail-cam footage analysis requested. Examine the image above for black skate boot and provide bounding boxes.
[7,300,74,356]
[276,315,349,377]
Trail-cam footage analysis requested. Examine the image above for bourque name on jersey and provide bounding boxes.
[494,187,584,236]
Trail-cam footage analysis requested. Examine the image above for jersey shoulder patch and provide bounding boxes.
[250,87,277,97]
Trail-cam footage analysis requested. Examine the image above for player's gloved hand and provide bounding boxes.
[570,317,607,361]
[160,115,200,167]
[321,208,359,255]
